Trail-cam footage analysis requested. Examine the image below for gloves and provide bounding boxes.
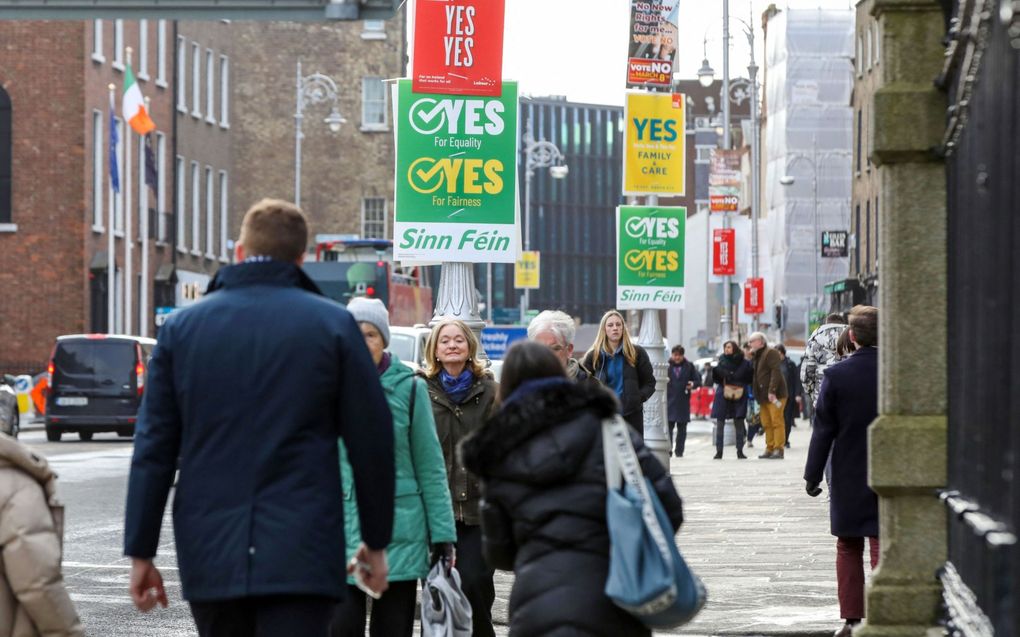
[805,481,822,497]
[430,543,456,572]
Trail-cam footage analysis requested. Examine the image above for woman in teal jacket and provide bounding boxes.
[330,298,456,637]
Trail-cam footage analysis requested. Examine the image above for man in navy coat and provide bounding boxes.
[804,305,880,637]
[666,345,701,457]
[123,199,395,636]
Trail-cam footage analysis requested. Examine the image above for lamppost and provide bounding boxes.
[294,61,345,208]
[519,117,568,321]
[779,137,821,339]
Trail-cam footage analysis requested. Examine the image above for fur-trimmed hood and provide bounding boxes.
[460,380,618,484]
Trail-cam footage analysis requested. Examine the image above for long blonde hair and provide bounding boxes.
[423,318,486,379]
[586,310,637,371]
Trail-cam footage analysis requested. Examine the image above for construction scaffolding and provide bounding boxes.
[763,8,854,343]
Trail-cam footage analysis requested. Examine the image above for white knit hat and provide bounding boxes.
[347,297,390,346]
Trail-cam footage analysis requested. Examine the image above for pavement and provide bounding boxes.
[18,415,847,637]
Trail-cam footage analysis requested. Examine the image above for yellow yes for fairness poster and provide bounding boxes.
[623,91,686,197]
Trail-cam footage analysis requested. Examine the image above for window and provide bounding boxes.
[92,110,103,230]
[362,198,387,239]
[205,166,214,257]
[191,43,201,117]
[865,28,872,70]
[361,19,386,40]
[92,20,105,62]
[219,171,229,260]
[854,204,861,271]
[138,20,149,79]
[219,56,230,127]
[113,20,124,70]
[156,132,167,242]
[875,196,879,259]
[0,88,12,228]
[176,155,186,251]
[176,36,187,112]
[114,117,124,233]
[361,77,387,130]
[191,161,200,253]
[856,34,863,77]
[156,21,168,85]
[856,109,862,174]
[865,200,871,271]
[205,49,215,123]
[873,24,880,65]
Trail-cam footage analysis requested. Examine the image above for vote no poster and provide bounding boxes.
[412,0,506,96]
[617,206,687,309]
[393,79,519,263]
[623,91,686,196]
[626,0,680,89]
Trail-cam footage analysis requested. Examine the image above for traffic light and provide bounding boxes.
[774,303,784,329]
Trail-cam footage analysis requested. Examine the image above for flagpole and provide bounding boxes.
[124,47,134,335]
[107,84,117,334]
[141,96,151,338]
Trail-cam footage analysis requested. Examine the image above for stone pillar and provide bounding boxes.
[857,1,948,635]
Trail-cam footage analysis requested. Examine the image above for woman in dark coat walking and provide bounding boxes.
[710,341,753,459]
[581,310,656,436]
[461,342,684,637]
[804,306,880,637]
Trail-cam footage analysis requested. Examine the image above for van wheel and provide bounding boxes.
[46,427,62,442]
[117,428,134,438]
[78,431,94,442]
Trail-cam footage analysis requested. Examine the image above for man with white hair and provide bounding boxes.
[748,331,789,459]
[527,310,593,383]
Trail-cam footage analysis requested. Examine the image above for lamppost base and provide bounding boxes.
[638,309,671,469]
[432,262,488,362]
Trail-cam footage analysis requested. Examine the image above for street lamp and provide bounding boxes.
[518,117,567,320]
[294,60,345,208]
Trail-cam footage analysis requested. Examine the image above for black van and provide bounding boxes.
[45,334,156,442]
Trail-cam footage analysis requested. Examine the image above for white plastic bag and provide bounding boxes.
[420,558,472,637]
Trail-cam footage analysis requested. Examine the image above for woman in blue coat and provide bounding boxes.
[710,341,753,459]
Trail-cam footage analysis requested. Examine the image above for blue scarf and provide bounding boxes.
[440,368,475,404]
[502,376,570,408]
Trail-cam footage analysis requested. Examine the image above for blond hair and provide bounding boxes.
[586,310,637,370]
[238,198,308,262]
[423,318,486,379]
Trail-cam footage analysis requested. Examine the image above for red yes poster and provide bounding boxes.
[712,229,736,276]
[744,277,765,314]
[412,0,506,96]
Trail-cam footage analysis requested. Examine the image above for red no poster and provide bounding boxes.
[744,277,765,314]
[712,229,736,276]
[412,0,506,96]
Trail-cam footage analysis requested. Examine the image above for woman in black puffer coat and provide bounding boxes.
[461,341,684,637]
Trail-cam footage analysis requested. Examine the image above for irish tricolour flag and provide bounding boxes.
[123,65,156,135]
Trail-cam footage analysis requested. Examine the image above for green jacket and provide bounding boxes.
[339,356,456,582]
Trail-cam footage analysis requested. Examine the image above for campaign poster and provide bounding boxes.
[623,91,686,196]
[617,205,687,309]
[626,0,680,89]
[412,0,506,97]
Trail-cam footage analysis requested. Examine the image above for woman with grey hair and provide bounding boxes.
[527,310,593,383]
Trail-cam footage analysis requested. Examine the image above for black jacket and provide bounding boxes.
[582,345,655,420]
[667,359,701,423]
[804,347,879,537]
[781,358,803,417]
[710,355,753,420]
[124,261,395,601]
[461,381,683,637]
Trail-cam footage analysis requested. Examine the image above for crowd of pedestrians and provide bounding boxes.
[0,199,882,637]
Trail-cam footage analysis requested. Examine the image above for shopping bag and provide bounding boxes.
[420,558,472,637]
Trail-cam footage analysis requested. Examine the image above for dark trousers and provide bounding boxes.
[836,536,880,620]
[329,580,417,637]
[456,521,496,637]
[190,594,335,637]
[668,420,689,455]
[623,410,644,439]
[784,407,796,446]
[714,418,746,453]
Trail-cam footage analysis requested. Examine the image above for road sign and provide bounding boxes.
[0,0,400,19]
[480,326,527,359]
[514,251,540,289]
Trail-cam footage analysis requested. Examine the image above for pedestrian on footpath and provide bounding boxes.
[667,345,701,457]
[527,310,597,386]
[776,344,803,449]
[749,333,789,459]
[330,298,456,637]
[124,199,396,637]
[421,318,500,637]
[461,341,684,637]
[804,306,880,637]
[582,310,655,436]
[0,434,84,637]
[801,313,847,410]
[710,341,753,459]
[742,342,763,447]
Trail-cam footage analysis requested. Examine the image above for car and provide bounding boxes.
[387,324,502,382]
[0,374,19,438]
[44,334,156,442]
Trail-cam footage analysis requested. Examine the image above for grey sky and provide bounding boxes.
[501,0,854,106]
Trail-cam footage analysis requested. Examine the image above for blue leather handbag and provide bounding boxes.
[602,416,706,629]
